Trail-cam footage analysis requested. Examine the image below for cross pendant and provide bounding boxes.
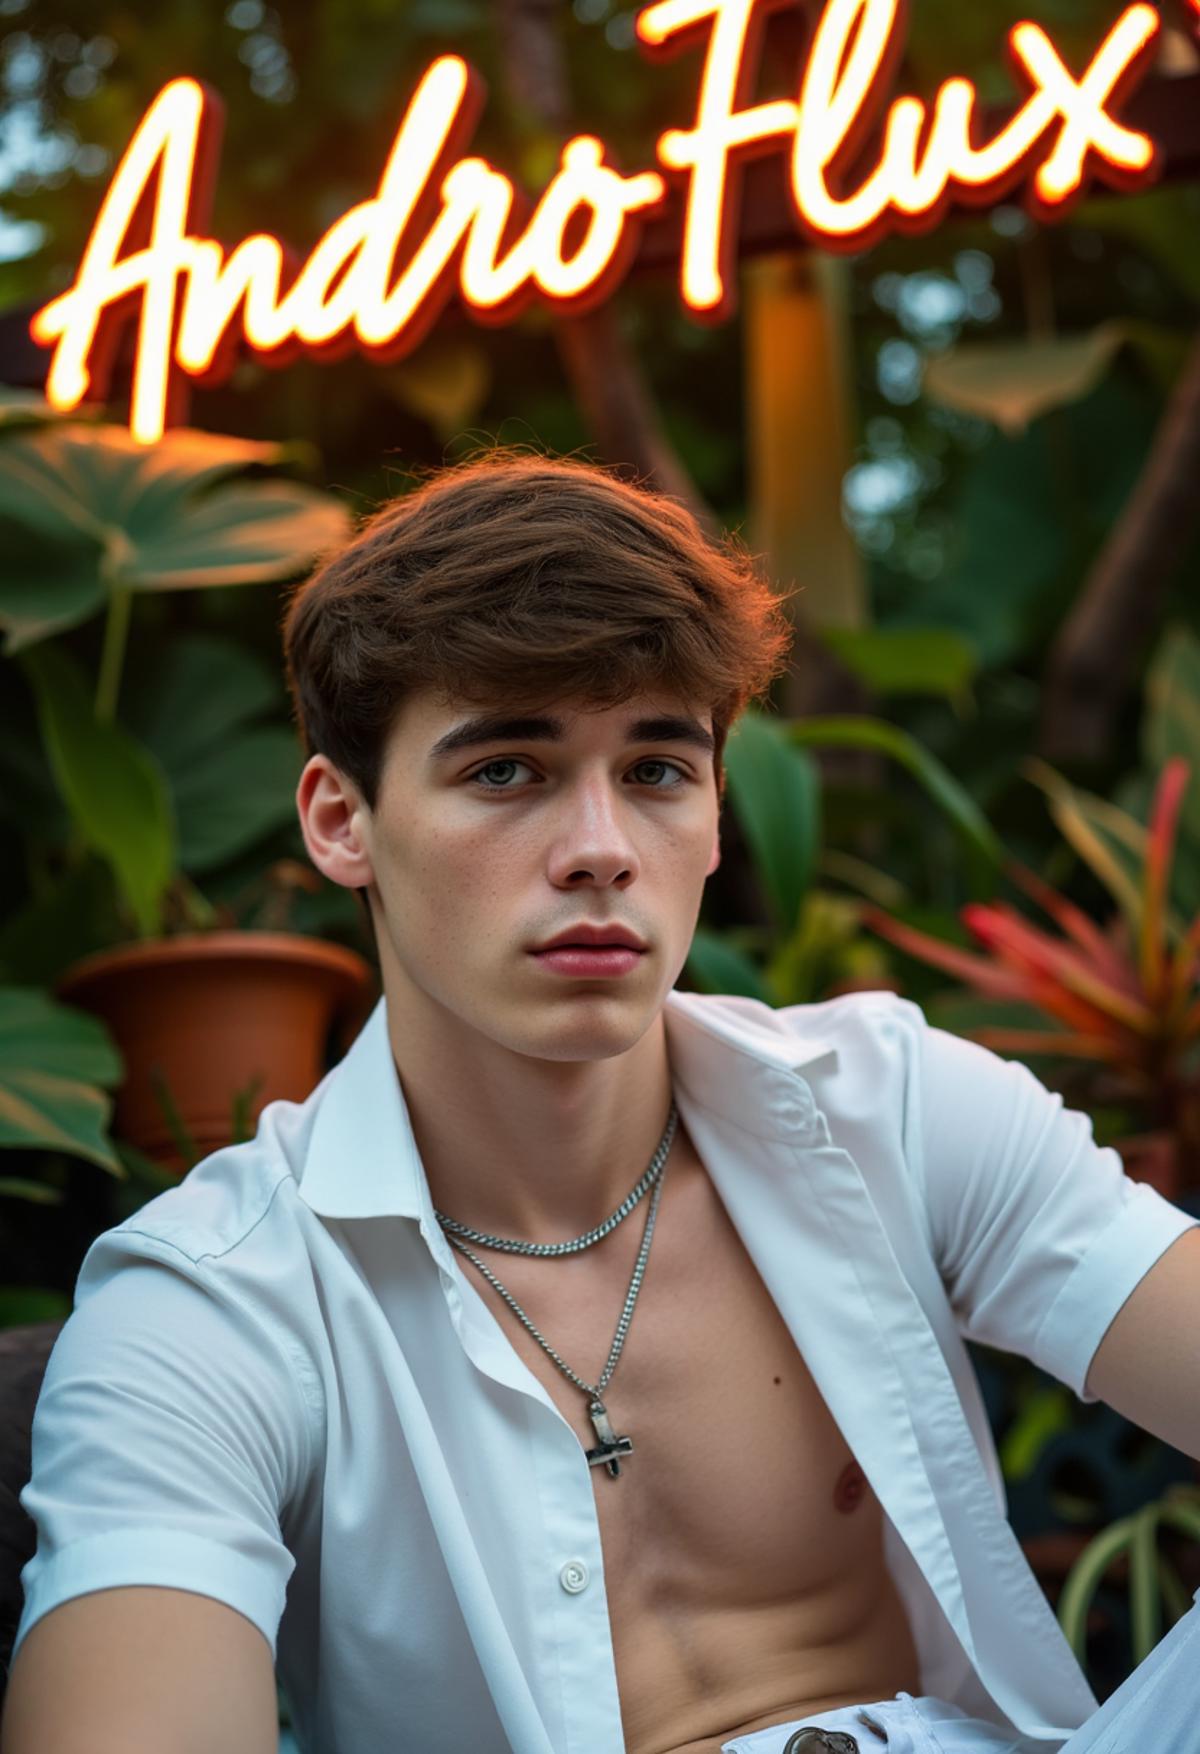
[585,1399,633,1478]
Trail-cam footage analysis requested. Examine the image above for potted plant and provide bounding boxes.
[0,399,375,1177]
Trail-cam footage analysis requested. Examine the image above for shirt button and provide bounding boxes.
[559,1559,589,1594]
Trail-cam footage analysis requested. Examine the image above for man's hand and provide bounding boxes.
[1083,1227,1200,1460]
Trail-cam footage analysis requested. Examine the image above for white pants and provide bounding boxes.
[721,1586,1200,1753]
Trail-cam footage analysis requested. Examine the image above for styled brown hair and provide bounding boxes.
[280,444,798,817]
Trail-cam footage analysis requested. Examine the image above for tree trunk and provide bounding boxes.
[1038,327,1200,767]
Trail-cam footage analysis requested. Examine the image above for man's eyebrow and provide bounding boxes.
[427,712,716,762]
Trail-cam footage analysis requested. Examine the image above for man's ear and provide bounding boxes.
[296,754,376,893]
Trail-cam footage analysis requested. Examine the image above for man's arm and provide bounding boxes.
[5,1239,314,1754]
[1082,1225,1200,1462]
[905,1009,1200,1412]
[0,1586,280,1754]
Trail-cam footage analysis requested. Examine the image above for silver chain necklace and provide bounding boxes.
[435,1099,678,1477]
[434,1101,676,1255]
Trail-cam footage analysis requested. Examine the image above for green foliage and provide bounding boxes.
[999,1382,1075,1481]
[0,1285,72,1324]
[699,703,1010,1005]
[881,370,1161,669]
[1141,624,1200,921]
[121,631,302,876]
[1009,623,1200,947]
[787,713,1004,871]
[0,985,123,1175]
[0,424,350,657]
[684,925,773,1003]
[1058,1486,1200,1670]
[815,625,979,701]
[722,710,821,939]
[20,639,176,937]
[0,416,350,939]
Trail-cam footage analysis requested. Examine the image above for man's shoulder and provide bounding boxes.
[675,984,926,1057]
[94,1091,316,1272]
[772,985,925,1038]
[668,988,929,1146]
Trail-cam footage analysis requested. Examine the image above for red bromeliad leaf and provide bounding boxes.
[999,854,1141,995]
[1140,757,1191,1006]
[961,903,1158,1034]
[1018,973,1145,1044]
[858,907,1036,1000]
[861,907,1149,1045]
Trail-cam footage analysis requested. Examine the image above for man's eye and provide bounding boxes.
[466,759,534,790]
[466,759,689,791]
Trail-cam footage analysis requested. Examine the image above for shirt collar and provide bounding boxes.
[296,988,840,1222]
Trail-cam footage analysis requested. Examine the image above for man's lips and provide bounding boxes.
[531,944,646,972]
[531,928,648,952]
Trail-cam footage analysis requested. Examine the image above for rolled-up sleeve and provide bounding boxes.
[12,1229,317,1665]
[910,1018,1200,1402]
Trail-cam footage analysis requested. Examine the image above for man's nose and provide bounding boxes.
[547,776,642,873]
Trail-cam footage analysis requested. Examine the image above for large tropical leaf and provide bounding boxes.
[0,386,97,432]
[722,708,821,936]
[785,713,1004,870]
[0,985,124,1176]
[123,631,303,874]
[170,728,305,875]
[0,514,107,652]
[122,629,284,773]
[18,642,176,937]
[0,423,352,651]
[123,481,351,590]
[684,925,774,1002]
[816,625,979,699]
[0,425,282,533]
[896,372,1158,670]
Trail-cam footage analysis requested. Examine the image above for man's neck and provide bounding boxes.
[385,1000,679,1243]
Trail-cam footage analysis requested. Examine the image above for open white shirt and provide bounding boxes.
[14,987,1199,1753]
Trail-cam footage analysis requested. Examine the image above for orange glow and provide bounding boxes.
[636,0,798,312]
[642,0,1160,276]
[32,0,1165,442]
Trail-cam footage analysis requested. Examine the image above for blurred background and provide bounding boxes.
[1,0,1200,1721]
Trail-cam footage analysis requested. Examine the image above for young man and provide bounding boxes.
[4,450,1200,1754]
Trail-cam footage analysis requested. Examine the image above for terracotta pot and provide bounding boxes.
[55,931,378,1176]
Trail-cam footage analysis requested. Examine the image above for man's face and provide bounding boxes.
[301,688,722,1064]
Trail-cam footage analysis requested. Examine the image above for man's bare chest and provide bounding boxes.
[458,1138,889,1604]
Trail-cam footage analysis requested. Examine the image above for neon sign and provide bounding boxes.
[31,0,1165,444]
